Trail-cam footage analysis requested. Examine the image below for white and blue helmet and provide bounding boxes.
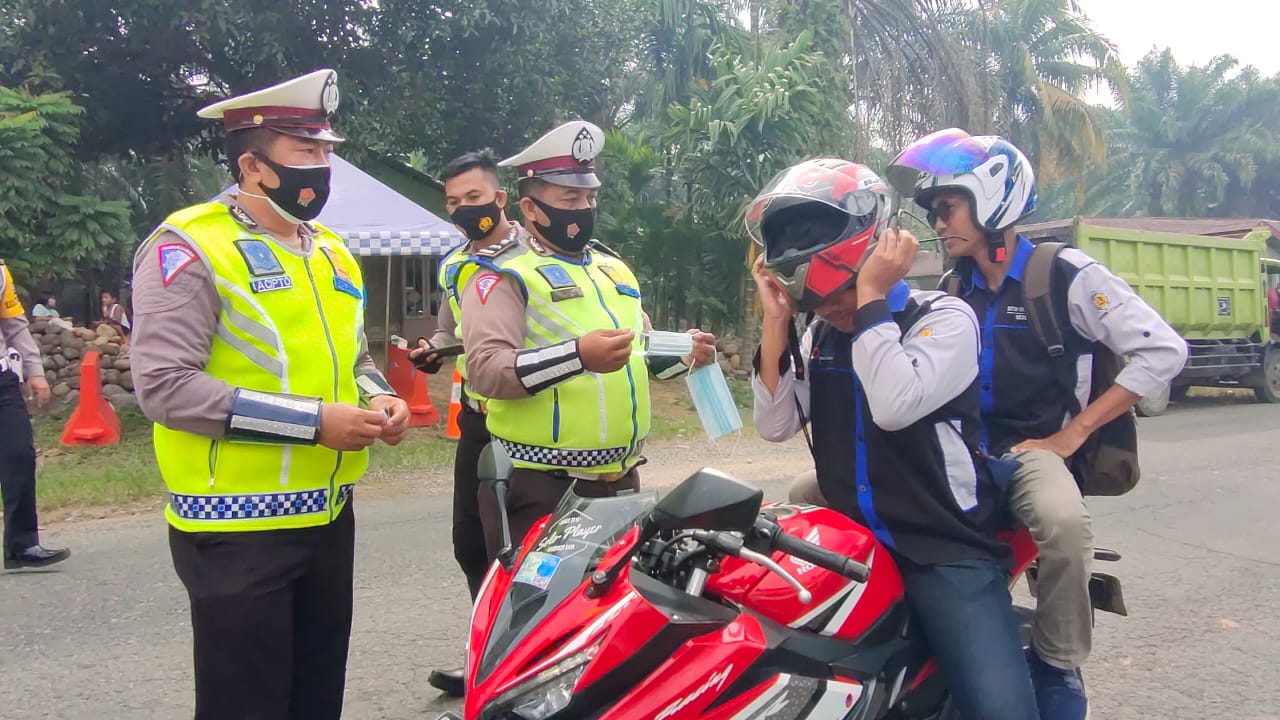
[886,128,1037,234]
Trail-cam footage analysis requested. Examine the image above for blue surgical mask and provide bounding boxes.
[686,360,743,442]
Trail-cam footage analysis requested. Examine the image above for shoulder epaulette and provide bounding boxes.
[589,240,622,259]
[475,236,520,259]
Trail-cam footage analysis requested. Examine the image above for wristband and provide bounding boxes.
[226,388,323,445]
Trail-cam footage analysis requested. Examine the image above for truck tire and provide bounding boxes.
[1253,347,1280,403]
[1136,384,1170,417]
[1169,384,1190,402]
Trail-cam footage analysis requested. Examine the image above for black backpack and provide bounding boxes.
[943,242,1140,496]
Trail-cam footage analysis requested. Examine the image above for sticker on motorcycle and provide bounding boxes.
[533,510,606,559]
[513,551,563,590]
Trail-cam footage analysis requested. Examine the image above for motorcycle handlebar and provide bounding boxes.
[758,519,871,583]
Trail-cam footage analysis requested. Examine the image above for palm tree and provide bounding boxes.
[977,0,1126,180]
[1083,50,1280,217]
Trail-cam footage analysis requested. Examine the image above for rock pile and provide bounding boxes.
[28,321,135,411]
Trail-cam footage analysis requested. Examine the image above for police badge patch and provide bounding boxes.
[235,239,285,277]
[321,246,362,299]
[158,243,198,287]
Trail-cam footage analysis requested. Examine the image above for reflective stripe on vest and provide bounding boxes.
[147,202,368,532]
[460,242,650,473]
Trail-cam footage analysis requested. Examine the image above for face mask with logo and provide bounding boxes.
[530,196,595,253]
[251,152,332,223]
[686,357,744,449]
[451,201,503,243]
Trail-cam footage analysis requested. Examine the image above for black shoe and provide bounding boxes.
[4,545,71,570]
[428,668,466,697]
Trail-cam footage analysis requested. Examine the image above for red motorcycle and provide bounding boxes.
[439,448,1125,720]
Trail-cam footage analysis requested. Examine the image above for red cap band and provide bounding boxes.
[223,106,332,133]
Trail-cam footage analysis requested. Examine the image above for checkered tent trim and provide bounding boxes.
[497,439,630,469]
[170,484,357,521]
[341,231,464,257]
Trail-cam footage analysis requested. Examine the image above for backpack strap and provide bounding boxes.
[940,270,962,297]
[1023,242,1068,359]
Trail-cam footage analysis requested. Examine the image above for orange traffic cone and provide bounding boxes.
[60,351,121,447]
[385,345,441,428]
[445,367,463,440]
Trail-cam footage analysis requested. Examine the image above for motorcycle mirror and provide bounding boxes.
[650,468,763,533]
[478,442,514,484]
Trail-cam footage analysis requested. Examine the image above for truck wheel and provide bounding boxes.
[1136,384,1170,417]
[1253,347,1280,403]
[1170,384,1190,402]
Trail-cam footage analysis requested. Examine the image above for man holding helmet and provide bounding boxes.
[750,158,1038,719]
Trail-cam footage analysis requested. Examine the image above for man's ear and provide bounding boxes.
[495,188,509,210]
[518,196,541,225]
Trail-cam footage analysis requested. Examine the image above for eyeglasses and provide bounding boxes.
[927,200,958,227]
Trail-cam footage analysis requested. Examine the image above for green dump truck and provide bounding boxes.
[1019,218,1280,416]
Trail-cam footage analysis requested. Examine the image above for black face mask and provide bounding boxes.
[252,152,331,223]
[530,196,595,253]
[450,201,503,243]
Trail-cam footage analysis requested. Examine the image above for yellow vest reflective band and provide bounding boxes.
[439,243,485,402]
[148,203,368,532]
[459,241,650,473]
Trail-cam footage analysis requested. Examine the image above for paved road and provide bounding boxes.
[2,399,1278,719]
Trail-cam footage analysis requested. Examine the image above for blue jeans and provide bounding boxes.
[899,557,1039,720]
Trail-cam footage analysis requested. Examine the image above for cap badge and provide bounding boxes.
[321,74,340,114]
[571,127,595,165]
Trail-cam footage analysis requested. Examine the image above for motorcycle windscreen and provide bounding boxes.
[477,489,658,681]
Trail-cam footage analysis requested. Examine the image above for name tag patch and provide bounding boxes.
[251,275,295,293]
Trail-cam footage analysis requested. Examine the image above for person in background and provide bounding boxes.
[1,260,70,569]
[100,289,131,337]
[31,296,59,319]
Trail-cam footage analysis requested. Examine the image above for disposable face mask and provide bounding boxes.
[686,359,743,445]
[641,331,695,357]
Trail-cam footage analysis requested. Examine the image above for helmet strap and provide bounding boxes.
[986,232,1008,263]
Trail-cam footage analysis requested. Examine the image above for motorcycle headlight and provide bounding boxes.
[485,644,599,720]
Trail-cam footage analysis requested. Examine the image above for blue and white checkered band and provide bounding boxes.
[496,438,630,469]
[169,484,355,521]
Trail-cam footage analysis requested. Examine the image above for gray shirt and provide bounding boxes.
[0,262,43,380]
[130,195,378,439]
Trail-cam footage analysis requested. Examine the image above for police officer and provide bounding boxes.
[130,70,410,720]
[1,261,70,569]
[889,129,1186,720]
[750,159,1038,720]
[409,148,519,697]
[457,121,715,562]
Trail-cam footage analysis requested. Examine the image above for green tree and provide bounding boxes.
[0,85,133,282]
[1080,51,1280,217]
[977,0,1125,179]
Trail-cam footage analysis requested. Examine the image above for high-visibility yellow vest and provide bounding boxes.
[439,244,485,403]
[458,240,650,473]
[147,203,368,532]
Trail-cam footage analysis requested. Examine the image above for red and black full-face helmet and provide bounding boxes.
[745,159,894,312]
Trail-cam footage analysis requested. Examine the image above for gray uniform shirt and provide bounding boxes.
[130,195,378,439]
[0,262,43,380]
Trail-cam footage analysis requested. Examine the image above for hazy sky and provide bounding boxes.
[1074,0,1280,74]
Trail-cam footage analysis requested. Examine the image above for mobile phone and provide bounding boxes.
[426,343,466,358]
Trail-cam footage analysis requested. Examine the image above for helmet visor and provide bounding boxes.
[885,128,991,197]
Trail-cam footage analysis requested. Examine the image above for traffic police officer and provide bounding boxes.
[1,261,69,569]
[457,121,716,562]
[130,70,410,720]
[409,148,520,697]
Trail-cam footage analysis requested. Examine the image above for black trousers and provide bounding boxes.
[452,402,491,600]
[478,466,640,562]
[169,502,356,720]
[0,371,39,554]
